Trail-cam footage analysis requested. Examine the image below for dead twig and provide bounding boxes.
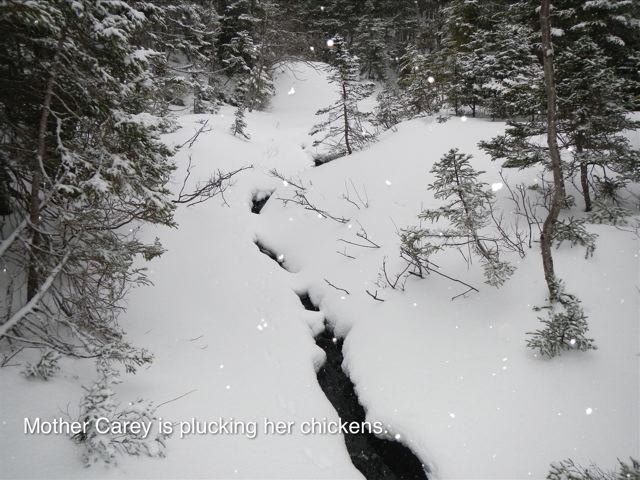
[324,278,350,295]
[269,169,306,191]
[277,190,349,224]
[365,289,385,302]
[156,389,198,410]
[336,249,356,259]
[178,119,212,149]
[173,160,253,207]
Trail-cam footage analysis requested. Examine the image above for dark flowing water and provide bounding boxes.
[299,293,429,480]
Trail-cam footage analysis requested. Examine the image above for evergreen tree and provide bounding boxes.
[75,358,168,465]
[547,457,640,480]
[309,37,376,157]
[351,2,390,80]
[526,281,596,357]
[139,1,221,114]
[0,0,175,369]
[440,0,541,119]
[373,87,410,130]
[402,149,516,288]
[218,0,286,109]
[399,43,444,115]
[480,1,640,212]
[231,104,251,139]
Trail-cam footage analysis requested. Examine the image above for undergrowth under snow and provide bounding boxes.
[0,62,638,479]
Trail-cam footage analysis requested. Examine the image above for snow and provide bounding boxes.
[1,62,638,479]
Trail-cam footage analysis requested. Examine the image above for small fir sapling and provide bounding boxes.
[75,359,169,466]
[231,104,251,139]
[526,281,596,358]
[402,148,516,288]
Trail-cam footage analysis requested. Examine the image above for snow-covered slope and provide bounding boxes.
[1,62,638,479]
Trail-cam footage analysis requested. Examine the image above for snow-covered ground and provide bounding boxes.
[1,62,638,479]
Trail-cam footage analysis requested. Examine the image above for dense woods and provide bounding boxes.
[0,0,639,475]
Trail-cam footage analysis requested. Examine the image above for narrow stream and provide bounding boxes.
[254,239,290,271]
[254,202,429,479]
[251,191,272,214]
[300,293,429,480]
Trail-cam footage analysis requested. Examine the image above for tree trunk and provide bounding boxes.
[342,82,352,155]
[539,0,565,302]
[27,33,64,300]
[578,144,592,212]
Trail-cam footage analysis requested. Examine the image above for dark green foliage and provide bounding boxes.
[22,350,61,380]
[547,457,640,480]
[527,282,596,357]
[310,37,376,156]
[231,104,251,139]
[0,1,175,369]
[75,359,169,465]
[373,88,410,129]
[402,149,516,288]
[552,218,597,258]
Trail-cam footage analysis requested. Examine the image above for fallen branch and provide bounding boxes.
[365,289,385,302]
[178,119,212,149]
[269,169,306,191]
[277,191,349,224]
[336,249,356,259]
[174,161,253,207]
[324,278,350,295]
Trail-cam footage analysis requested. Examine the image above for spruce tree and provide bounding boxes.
[402,149,516,288]
[0,0,175,369]
[231,104,251,139]
[351,1,390,80]
[480,0,640,212]
[309,37,376,157]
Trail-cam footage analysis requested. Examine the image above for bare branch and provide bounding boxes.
[173,164,253,206]
[365,289,385,302]
[324,278,350,295]
[177,119,212,149]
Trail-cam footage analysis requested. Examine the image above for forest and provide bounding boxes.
[0,1,639,479]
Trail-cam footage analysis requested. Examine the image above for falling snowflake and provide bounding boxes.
[449,413,456,419]
[427,76,435,84]
[310,46,315,52]
[287,87,295,95]
[277,254,285,262]
[585,407,593,415]
[461,116,468,122]
[385,180,392,186]
[394,433,402,440]
[283,180,289,187]
[491,182,503,192]
[326,38,334,47]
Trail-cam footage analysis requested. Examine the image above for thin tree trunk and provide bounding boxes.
[0,252,69,337]
[28,32,64,300]
[578,143,592,211]
[539,0,565,302]
[342,82,352,155]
